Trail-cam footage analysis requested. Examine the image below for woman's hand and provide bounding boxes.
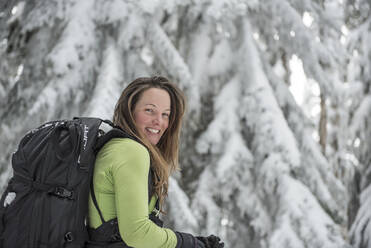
[196,235,225,248]
[174,232,224,248]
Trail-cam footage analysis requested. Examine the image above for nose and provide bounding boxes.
[152,113,161,125]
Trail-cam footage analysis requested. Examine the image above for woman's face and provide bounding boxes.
[133,88,171,145]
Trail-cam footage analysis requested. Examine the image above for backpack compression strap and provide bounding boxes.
[12,172,75,200]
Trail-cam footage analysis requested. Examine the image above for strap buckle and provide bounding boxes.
[153,208,160,217]
[110,232,121,242]
[52,187,74,200]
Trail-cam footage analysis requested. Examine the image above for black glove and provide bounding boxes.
[175,231,205,248]
[196,235,224,248]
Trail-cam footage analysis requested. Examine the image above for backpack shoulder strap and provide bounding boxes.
[90,179,106,224]
[94,128,135,153]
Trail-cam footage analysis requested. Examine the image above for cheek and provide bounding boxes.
[134,112,147,128]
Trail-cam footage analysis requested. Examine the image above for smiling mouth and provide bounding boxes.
[146,127,160,134]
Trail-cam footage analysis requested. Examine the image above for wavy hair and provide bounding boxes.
[113,76,186,209]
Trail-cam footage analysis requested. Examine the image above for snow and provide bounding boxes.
[147,21,199,114]
[349,95,371,137]
[84,39,124,120]
[94,0,129,24]
[27,0,99,120]
[240,20,301,169]
[278,175,346,247]
[7,1,25,25]
[350,183,371,247]
[48,1,95,76]
[196,77,241,155]
[207,39,233,77]
[188,25,212,95]
[167,177,198,233]
[302,12,314,28]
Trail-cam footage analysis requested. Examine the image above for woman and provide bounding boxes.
[87,76,224,248]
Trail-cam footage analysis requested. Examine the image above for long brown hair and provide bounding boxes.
[113,76,186,209]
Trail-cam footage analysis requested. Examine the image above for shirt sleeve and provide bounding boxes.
[110,139,177,248]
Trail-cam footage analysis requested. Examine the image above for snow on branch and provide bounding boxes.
[349,95,371,139]
[239,19,301,170]
[196,77,241,155]
[167,177,198,233]
[145,18,199,116]
[238,18,348,247]
[263,55,347,223]
[270,174,347,248]
[194,76,268,244]
[263,0,344,101]
[28,0,99,119]
[350,183,371,248]
[84,38,124,120]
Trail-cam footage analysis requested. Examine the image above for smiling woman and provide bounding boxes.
[87,76,224,248]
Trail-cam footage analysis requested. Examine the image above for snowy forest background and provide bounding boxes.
[0,0,370,247]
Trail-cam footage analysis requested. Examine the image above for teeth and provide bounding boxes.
[147,128,160,134]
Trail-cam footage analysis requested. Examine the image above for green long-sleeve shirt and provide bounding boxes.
[88,138,177,248]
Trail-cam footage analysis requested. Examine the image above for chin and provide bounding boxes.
[147,137,159,146]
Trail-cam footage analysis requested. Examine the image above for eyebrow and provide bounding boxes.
[145,104,171,112]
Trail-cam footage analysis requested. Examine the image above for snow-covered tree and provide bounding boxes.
[0,0,362,247]
[345,0,371,247]
[183,1,349,246]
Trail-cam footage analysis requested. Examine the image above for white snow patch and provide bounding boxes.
[168,177,198,232]
[85,39,124,119]
[196,77,240,155]
[208,39,233,77]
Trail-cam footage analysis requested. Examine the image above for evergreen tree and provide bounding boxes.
[345,0,371,247]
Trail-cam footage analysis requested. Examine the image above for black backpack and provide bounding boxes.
[0,117,131,248]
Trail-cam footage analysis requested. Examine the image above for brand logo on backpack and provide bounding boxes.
[83,124,89,151]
